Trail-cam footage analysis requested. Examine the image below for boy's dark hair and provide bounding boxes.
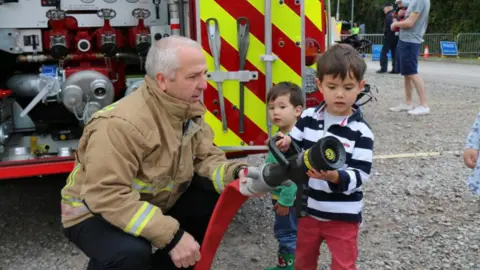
[267,82,304,108]
[315,43,367,82]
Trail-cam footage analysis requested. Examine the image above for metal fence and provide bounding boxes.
[456,33,480,55]
[340,33,480,56]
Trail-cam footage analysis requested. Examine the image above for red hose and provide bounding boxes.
[194,179,248,270]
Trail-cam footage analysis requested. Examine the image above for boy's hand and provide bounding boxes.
[391,22,398,31]
[274,202,290,216]
[307,168,339,184]
[275,132,291,152]
[464,148,479,169]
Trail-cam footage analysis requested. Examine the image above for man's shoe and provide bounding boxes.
[389,103,414,112]
[408,106,430,115]
[264,254,295,270]
[389,70,399,74]
[376,70,387,74]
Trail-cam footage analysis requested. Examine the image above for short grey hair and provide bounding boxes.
[145,36,202,79]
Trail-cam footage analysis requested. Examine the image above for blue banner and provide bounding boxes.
[372,44,391,61]
[440,41,458,56]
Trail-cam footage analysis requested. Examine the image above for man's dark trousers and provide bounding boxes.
[63,174,220,270]
[380,35,399,72]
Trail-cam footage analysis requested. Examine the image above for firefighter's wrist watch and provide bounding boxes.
[234,166,248,179]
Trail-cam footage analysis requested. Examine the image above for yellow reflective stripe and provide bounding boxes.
[157,183,174,192]
[61,199,90,217]
[249,0,299,45]
[204,110,244,147]
[98,101,118,113]
[132,178,154,194]
[125,202,158,236]
[303,149,313,170]
[65,166,80,190]
[306,0,323,32]
[201,0,266,75]
[199,1,268,134]
[203,50,267,134]
[249,0,323,45]
[244,1,302,86]
[211,164,226,194]
[61,196,84,207]
[61,165,80,198]
[133,178,175,194]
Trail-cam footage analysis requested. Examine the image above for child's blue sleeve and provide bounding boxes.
[465,113,480,150]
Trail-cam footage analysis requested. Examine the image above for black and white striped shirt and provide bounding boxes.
[290,103,374,222]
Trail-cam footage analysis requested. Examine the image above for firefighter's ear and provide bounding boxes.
[155,72,168,92]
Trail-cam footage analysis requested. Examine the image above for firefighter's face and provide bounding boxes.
[316,72,365,116]
[158,46,208,103]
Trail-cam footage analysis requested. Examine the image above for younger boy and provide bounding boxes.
[276,44,374,270]
[264,82,304,270]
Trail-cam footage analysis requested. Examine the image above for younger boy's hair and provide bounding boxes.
[315,43,367,83]
[267,82,304,108]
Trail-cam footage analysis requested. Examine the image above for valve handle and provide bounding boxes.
[97,8,117,20]
[267,135,302,168]
[46,9,66,20]
[132,8,151,19]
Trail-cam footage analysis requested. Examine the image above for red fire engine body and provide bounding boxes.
[0,0,326,180]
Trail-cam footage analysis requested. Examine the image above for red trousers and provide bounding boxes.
[295,216,360,270]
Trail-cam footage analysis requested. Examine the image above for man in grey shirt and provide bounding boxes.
[389,0,431,116]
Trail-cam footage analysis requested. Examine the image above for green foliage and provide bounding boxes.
[329,0,480,34]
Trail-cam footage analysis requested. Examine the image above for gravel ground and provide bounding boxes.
[1,60,480,270]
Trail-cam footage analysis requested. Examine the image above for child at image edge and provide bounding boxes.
[276,43,375,270]
[264,82,304,270]
[463,113,480,196]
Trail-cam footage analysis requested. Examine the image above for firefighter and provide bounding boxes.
[60,36,259,270]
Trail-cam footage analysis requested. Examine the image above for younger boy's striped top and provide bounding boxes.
[289,102,374,222]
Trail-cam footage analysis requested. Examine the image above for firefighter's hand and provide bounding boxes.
[168,232,201,268]
[274,202,290,216]
[239,167,265,198]
[464,148,479,169]
[275,132,292,152]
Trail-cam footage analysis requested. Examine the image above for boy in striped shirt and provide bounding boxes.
[275,44,374,270]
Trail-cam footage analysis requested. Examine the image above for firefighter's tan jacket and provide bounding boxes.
[60,75,247,249]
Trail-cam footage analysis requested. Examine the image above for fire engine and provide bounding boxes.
[0,0,327,180]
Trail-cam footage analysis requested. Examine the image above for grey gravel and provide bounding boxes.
[1,59,480,270]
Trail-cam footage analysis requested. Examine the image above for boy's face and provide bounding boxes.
[268,94,302,131]
[316,72,365,116]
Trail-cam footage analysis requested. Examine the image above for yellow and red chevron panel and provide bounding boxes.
[194,0,325,148]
